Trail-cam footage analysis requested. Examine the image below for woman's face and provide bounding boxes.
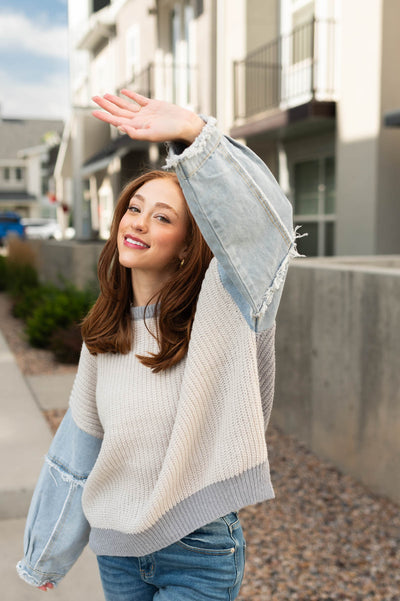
[117,177,189,278]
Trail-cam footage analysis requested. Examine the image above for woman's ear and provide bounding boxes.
[178,245,189,261]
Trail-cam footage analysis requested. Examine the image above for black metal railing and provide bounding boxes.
[233,18,337,121]
[122,62,198,109]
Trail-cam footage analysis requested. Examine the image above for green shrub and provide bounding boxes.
[0,255,7,291]
[7,262,39,297]
[12,282,58,320]
[26,285,95,349]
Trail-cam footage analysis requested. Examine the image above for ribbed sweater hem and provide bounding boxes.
[88,461,274,557]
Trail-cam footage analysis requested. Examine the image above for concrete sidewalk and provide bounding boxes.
[0,330,104,599]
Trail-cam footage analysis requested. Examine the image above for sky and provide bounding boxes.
[0,0,69,120]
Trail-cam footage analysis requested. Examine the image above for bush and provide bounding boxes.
[7,263,39,298]
[0,255,7,291]
[1,242,97,363]
[4,238,39,298]
[7,236,37,267]
[12,282,58,320]
[26,285,95,349]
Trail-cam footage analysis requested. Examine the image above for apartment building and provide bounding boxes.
[60,0,400,254]
[232,0,400,256]
[0,117,63,218]
[58,0,215,239]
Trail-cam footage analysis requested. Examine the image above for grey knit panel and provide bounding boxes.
[130,304,157,320]
[88,461,274,557]
[256,325,276,429]
[69,343,103,439]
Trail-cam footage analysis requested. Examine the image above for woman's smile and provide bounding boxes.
[123,235,150,249]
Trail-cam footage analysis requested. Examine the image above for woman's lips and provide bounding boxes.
[124,235,150,249]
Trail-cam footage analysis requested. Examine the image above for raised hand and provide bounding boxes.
[92,90,204,145]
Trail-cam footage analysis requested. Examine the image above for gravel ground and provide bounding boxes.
[1,292,399,600]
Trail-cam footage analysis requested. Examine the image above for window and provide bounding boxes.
[126,25,140,80]
[41,176,49,196]
[169,1,195,105]
[93,0,110,14]
[15,167,23,180]
[291,0,315,64]
[4,167,10,180]
[293,156,335,256]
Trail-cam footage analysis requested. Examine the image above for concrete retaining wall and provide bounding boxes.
[274,256,400,505]
[31,240,105,290]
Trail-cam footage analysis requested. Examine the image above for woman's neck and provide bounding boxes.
[130,268,170,307]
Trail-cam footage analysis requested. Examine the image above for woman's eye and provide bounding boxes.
[156,215,170,223]
[128,206,140,213]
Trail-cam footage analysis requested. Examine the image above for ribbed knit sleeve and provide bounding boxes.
[69,343,103,439]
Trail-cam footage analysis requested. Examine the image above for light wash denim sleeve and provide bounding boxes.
[16,409,102,587]
[165,117,301,332]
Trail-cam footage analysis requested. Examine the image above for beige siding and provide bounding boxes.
[246,0,279,53]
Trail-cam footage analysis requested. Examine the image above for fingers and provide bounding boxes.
[120,89,150,106]
[103,93,141,113]
[119,124,152,140]
[38,583,54,591]
[92,95,138,119]
[91,110,135,128]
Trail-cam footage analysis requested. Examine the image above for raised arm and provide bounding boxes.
[92,92,301,331]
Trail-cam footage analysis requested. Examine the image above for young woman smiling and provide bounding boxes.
[17,91,300,601]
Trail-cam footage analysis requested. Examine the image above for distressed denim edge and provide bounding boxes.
[163,116,218,170]
[252,225,307,320]
[16,560,58,588]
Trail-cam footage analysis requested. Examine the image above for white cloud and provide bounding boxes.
[0,67,69,119]
[0,11,68,60]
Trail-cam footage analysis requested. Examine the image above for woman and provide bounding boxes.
[17,91,299,600]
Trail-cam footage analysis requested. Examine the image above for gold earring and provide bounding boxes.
[180,258,185,268]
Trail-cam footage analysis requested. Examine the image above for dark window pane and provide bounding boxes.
[4,167,10,180]
[325,222,335,256]
[325,156,335,214]
[291,3,314,64]
[194,0,204,18]
[93,0,110,13]
[295,221,318,256]
[294,160,319,215]
[41,177,48,196]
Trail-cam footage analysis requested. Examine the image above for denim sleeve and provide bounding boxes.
[16,409,102,587]
[165,117,301,332]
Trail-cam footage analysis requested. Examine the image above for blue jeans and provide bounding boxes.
[97,512,246,601]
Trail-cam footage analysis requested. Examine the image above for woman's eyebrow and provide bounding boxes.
[132,194,178,216]
[154,202,178,216]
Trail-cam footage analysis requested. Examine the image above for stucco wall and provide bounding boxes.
[31,240,105,290]
[274,256,400,504]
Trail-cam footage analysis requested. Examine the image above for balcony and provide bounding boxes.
[233,18,337,132]
[122,61,199,112]
[77,3,116,52]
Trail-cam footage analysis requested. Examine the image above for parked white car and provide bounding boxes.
[21,218,74,241]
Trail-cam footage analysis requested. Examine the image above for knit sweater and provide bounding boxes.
[70,258,276,556]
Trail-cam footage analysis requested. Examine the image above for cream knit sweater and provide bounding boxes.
[70,259,276,556]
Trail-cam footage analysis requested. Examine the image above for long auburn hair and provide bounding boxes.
[81,170,213,372]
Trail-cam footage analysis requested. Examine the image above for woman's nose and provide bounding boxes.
[133,215,147,232]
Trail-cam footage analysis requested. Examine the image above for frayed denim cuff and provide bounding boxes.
[16,559,60,588]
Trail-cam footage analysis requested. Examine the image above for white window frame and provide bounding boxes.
[126,24,141,81]
[292,154,336,257]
